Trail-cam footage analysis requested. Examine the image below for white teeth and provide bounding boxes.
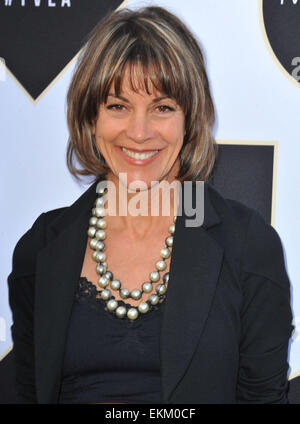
[122,147,158,160]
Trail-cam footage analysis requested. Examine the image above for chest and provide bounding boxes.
[80,230,172,307]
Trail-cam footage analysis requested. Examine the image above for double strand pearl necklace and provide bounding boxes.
[87,183,177,321]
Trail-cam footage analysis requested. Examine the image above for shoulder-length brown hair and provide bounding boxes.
[66,6,217,183]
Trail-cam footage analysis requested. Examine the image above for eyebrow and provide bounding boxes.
[107,93,172,104]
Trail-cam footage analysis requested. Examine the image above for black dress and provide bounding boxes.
[58,277,165,404]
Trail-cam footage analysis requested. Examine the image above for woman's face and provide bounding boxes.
[92,66,185,190]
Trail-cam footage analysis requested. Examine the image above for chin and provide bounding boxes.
[126,177,157,192]
[116,170,160,190]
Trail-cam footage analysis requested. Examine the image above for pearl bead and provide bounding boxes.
[163,272,169,284]
[98,276,109,288]
[93,251,106,262]
[116,306,127,318]
[96,184,107,195]
[99,252,106,262]
[107,299,118,311]
[165,236,173,247]
[169,224,175,234]
[105,271,113,281]
[95,197,105,208]
[95,230,106,240]
[96,263,106,274]
[120,288,130,299]
[131,289,142,300]
[127,308,139,320]
[89,238,98,249]
[95,207,106,218]
[150,271,160,282]
[160,247,171,259]
[142,282,152,293]
[111,280,121,290]
[88,227,96,238]
[101,289,111,300]
[95,241,105,251]
[89,217,97,226]
[148,294,159,305]
[138,302,150,313]
[96,218,107,229]
[92,251,99,261]
[156,260,166,271]
[156,283,167,295]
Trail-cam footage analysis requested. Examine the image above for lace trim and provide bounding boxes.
[75,277,165,324]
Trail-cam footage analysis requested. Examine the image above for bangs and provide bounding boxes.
[100,41,188,113]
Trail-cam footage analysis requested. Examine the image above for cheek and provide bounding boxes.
[95,119,118,144]
[164,120,185,149]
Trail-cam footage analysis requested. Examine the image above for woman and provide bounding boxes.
[8,6,293,404]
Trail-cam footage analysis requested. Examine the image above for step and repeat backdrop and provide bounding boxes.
[0,0,299,399]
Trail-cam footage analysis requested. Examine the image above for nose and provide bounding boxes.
[125,111,153,143]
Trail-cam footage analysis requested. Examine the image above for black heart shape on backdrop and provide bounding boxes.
[0,0,124,101]
[262,0,300,86]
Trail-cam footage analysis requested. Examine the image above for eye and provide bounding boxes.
[156,105,175,113]
[106,104,126,111]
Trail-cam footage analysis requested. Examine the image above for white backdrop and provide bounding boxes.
[1,0,300,379]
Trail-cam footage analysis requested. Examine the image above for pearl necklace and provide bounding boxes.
[87,183,177,321]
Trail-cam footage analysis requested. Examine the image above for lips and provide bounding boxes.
[117,146,162,165]
[120,146,161,153]
[122,147,158,159]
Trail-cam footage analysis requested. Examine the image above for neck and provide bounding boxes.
[102,173,180,239]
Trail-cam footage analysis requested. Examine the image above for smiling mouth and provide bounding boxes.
[121,147,159,160]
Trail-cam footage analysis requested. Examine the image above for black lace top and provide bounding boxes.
[58,277,165,404]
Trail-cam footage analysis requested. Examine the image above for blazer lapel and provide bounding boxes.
[160,182,223,403]
[34,177,223,404]
[35,179,99,403]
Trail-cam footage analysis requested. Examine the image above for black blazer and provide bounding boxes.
[7,178,294,404]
